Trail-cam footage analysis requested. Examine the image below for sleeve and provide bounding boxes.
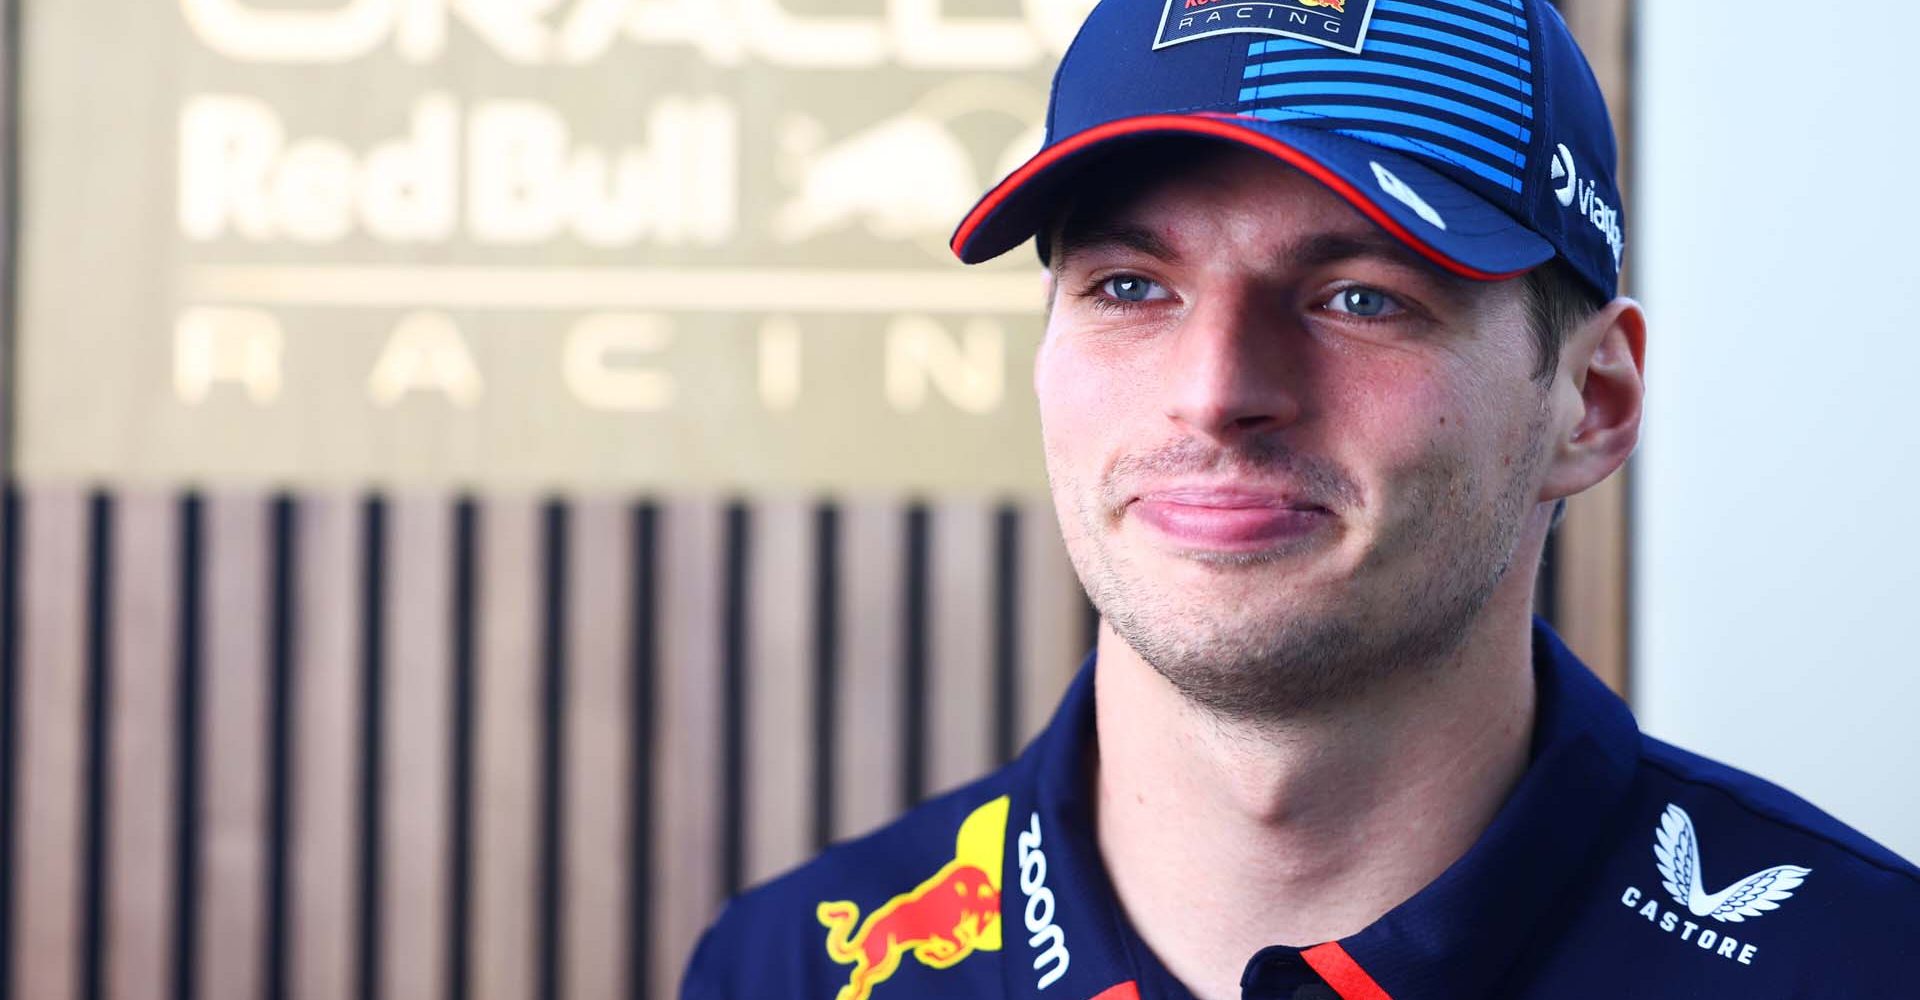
[678,921,729,1000]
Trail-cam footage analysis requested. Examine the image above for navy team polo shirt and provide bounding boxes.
[681,615,1920,999]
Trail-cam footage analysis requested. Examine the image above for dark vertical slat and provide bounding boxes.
[0,487,19,1000]
[720,503,748,897]
[447,499,477,1000]
[201,491,269,1000]
[746,498,811,887]
[107,492,175,1000]
[473,497,539,1000]
[292,494,358,1000]
[902,504,929,807]
[355,497,384,1000]
[834,500,903,840]
[537,502,567,1000]
[81,492,111,1000]
[381,496,452,1000]
[13,485,86,1000]
[173,494,204,1000]
[265,496,296,1000]
[626,502,657,1000]
[993,505,1019,765]
[563,498,631,1000]
[650,499,724,1000]
[810,504,838,853]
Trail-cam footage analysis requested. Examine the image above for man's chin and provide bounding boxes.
[1103,579,1326,641]
[1107,611,1367,717]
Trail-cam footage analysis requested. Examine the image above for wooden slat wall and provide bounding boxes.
[1016,499,1086,748]
[12,485,86,1000]
[1549,0,1634,697]
[651,499,725,1000]
[744,498,812,887]
[0,486,1093,1000]
[201,493,268,1000]
[108,492,177,1000]
[835,500,905,842]
[292,494,359,1000]
[928,501,995,799]
[384,496,454,1000]
[565,498,634,1000]
[474,496,540,1000]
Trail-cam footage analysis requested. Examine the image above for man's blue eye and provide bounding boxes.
[1104,276,1161,303]
[1329,286,1398,318]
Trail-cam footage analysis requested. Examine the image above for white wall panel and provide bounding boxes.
[1634,0,1920,860]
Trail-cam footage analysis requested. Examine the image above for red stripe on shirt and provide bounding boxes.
[1302,942,1394,1000]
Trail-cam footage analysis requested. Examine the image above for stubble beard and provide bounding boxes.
[1058,400,1553,724]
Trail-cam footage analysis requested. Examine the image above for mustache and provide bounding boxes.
[1099,437,1358,514]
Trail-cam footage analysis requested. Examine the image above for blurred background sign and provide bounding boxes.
[16,0,1092,494]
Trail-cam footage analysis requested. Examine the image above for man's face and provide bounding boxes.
[1037,143,1558,720]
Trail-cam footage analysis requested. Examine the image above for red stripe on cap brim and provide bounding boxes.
[949,112,1529,283]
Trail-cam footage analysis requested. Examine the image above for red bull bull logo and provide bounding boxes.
[817,795,1008,1000]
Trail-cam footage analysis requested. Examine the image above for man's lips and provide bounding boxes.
[1128,488,1329,550]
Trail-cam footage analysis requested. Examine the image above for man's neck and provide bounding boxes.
[1090,607,1537,1000]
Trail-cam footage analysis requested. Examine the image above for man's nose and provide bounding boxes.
[1161,291,1306,444]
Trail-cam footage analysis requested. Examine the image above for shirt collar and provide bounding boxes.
[1003,614,1643,1000]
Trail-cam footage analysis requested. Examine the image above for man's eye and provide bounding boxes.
[1101,275,1169,304]
[1324,286,1402,318]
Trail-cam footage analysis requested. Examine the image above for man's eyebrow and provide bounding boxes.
[1282,230,1439,273]
[1282,229,1479,305]
[1050,221,1184,271]
[1050,220,1473,299]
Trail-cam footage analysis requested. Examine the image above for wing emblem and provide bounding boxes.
[1654,803,1811,923]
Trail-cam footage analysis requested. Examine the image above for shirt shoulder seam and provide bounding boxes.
[1641,755,1920,888]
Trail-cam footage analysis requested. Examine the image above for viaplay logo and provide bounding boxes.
[1154,0,1376,53]
[1552,142,1625,272]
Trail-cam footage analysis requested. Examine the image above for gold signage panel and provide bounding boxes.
[17,0,1090,494]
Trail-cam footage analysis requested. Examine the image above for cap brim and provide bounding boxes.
[949,112,1552,281]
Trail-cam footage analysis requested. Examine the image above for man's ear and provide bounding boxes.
[1541,296,1647,503]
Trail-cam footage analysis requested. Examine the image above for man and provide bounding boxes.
[683,0,1920,997]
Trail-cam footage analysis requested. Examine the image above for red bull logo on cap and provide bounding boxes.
[817,795,1009,1000]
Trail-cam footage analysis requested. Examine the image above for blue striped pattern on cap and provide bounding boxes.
[1236,0,1534,194]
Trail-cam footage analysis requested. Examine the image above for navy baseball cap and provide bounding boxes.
[950,0,1626,301]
